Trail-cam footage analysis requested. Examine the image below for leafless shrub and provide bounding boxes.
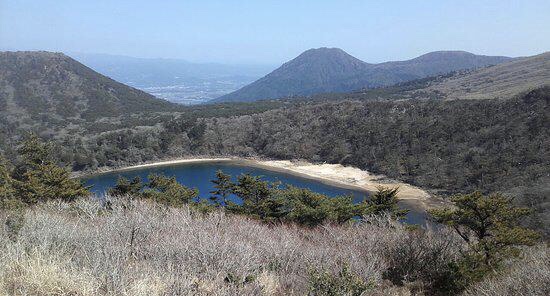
[0,197,546,295]
[462,245,550,296]
[381,228,463,295]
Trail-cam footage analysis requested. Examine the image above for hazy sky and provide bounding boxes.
[2,0,549,64]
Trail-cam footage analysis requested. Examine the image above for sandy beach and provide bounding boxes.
[87,157,447,210]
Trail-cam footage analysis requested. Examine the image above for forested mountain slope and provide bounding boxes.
[0,51,289,161]
[215,48,511,102]
[0,51,183,124]
[23,86,545,234]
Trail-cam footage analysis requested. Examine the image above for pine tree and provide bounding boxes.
[12,134,90,204]
[233,174,271,205]
[209,170,234,205]
[108,176,143,197]
[142,174,198,207]
[429,191,540,283]
[363,187,409,220]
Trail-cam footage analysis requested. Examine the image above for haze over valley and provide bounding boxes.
[69,53,273,104]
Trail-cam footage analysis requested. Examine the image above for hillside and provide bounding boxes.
[0,51,183,123]
[412,51,550,100]
[214,48,373,102]
[2,197,546,296]
[214,48,512,102]
[370,51,512,81]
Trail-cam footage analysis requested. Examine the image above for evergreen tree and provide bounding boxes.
[12,134,89,204]
[429,191,540,284]
[209,170,234,205]
[233,174,272,205]
[142,174,198,207]
[363,187,409,220]
[283,187,337,227]
[108,176,143,197]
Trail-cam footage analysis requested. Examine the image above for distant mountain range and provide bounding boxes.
[214,48,513,102]
[0,51,181,122]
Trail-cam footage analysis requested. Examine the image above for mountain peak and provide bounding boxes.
[1,50,68,59]
[214,49,514,103]
[212,48,372,102]
[290,47,366,65]
[299,47,347,56]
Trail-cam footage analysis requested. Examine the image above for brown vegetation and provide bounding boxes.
[0,198,547,295]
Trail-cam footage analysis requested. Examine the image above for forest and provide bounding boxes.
[8,86,543,234]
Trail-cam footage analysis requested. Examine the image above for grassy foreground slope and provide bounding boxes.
[1,198,547,296]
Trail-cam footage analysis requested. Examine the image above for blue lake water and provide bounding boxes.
[82,161,426,224]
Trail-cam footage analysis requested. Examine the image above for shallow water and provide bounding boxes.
[82,161,426,224]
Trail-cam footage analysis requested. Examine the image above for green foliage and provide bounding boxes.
[225,173,364,227]
[11,134,90,204]
[429,191,540,291]
[308,264,372,296]
[107,174,211,210]
[233,174,273,205]
[210,170,234,205]
[279,187,359,227]
[108,176,143,197]
[363,187,409,220]
[228,174,278,219]
[1,158,26,241]
[142,174,199,207]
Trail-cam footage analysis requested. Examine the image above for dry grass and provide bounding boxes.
[0,197,547,295]
[418,51,550,100]
[0,248,100,295]
[463,245,550,296]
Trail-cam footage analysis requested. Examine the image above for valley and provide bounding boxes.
[69,52,272,105]
[2,2,550,295]
[138,77,256,105]
[1,50,548,232]
[1,48,548,296]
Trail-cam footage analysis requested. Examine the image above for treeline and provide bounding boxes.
[0,135,408,227]
[2,87,549,233]
[50,87,548,194]
[109,171,408,227]
[19,86,544,234]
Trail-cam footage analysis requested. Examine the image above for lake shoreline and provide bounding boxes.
[80,157,448,210]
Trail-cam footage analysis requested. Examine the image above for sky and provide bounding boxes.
[1,0,549,65]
